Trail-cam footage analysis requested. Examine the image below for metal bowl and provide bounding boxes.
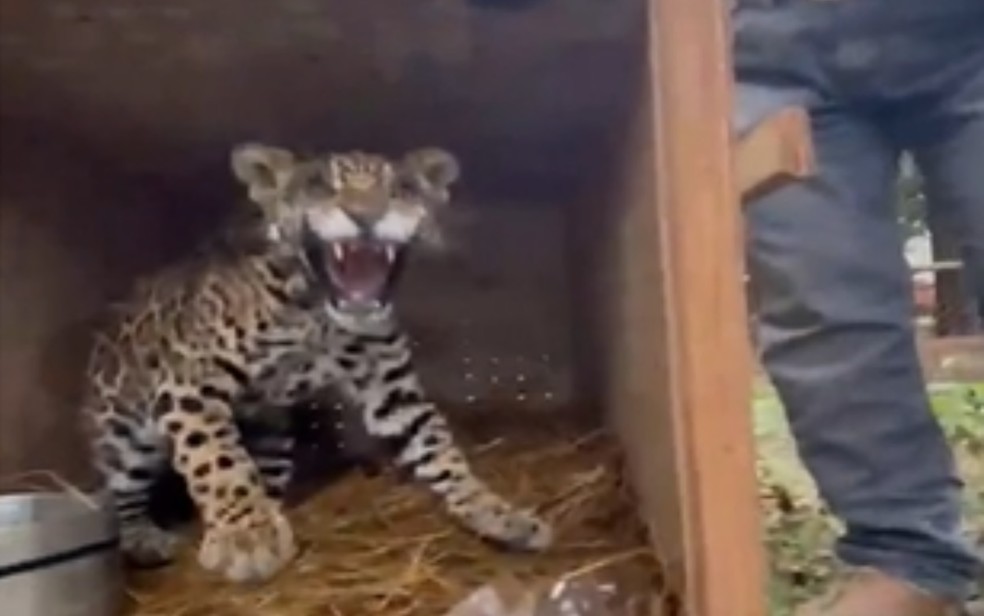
[0,491,122,616]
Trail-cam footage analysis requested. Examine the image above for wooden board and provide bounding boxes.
[617,0,766,613]
[736,106,815,202]
[931,227,975,335]
[572,1,770,611]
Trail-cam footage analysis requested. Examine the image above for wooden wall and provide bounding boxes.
[572,0,766,613]
[0,0,641,204]
[1,2,769,613]
[0,0,641,478]
[0,126,187,483]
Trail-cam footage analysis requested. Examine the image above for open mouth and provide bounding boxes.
[320,239,400,310]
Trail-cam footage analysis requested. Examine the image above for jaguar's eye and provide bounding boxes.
[394,176,418,195]
[299,169,333,199]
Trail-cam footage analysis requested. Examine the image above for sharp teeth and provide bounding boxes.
[332,244,344,260]
[385,246,396,261]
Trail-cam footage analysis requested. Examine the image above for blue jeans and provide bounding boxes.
[734,0,984,602]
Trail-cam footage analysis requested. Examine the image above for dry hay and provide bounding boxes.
[125,423,661,616]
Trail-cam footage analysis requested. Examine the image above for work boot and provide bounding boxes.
[794,568,961,616]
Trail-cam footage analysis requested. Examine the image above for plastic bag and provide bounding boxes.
[442,567,658,616]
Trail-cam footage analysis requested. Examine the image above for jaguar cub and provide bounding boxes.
[84,143,552,583]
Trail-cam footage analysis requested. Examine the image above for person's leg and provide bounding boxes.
[906,50,984,327]
[894,24,984,601]
[746,99,977,602]
[907,46,984,600]
[736,0,983,604]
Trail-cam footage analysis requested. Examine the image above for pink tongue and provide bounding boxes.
[333,245,388,293]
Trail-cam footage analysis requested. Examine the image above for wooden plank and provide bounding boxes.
[643,0,766,613]
[910,260,964,273]
[586,1,766,610]
[736,106,815,201]
[931,227,973,335]
[600,67,690,605]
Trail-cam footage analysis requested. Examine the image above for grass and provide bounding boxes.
[754,380,984,615]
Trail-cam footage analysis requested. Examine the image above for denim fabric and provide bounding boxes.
[734,0,984,602]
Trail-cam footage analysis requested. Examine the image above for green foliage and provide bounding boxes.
[929,383,984,452]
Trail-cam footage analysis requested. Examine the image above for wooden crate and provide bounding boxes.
[0,1,816,613]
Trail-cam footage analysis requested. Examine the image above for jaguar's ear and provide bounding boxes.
[400,147,460,205]
[230,142,297,206]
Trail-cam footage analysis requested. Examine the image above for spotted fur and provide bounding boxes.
[84,144,551,583]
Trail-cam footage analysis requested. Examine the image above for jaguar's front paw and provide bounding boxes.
[453,492,553,552]
[198,496,296,583]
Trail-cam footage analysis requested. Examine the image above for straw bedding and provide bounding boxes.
[125,415,661,616]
